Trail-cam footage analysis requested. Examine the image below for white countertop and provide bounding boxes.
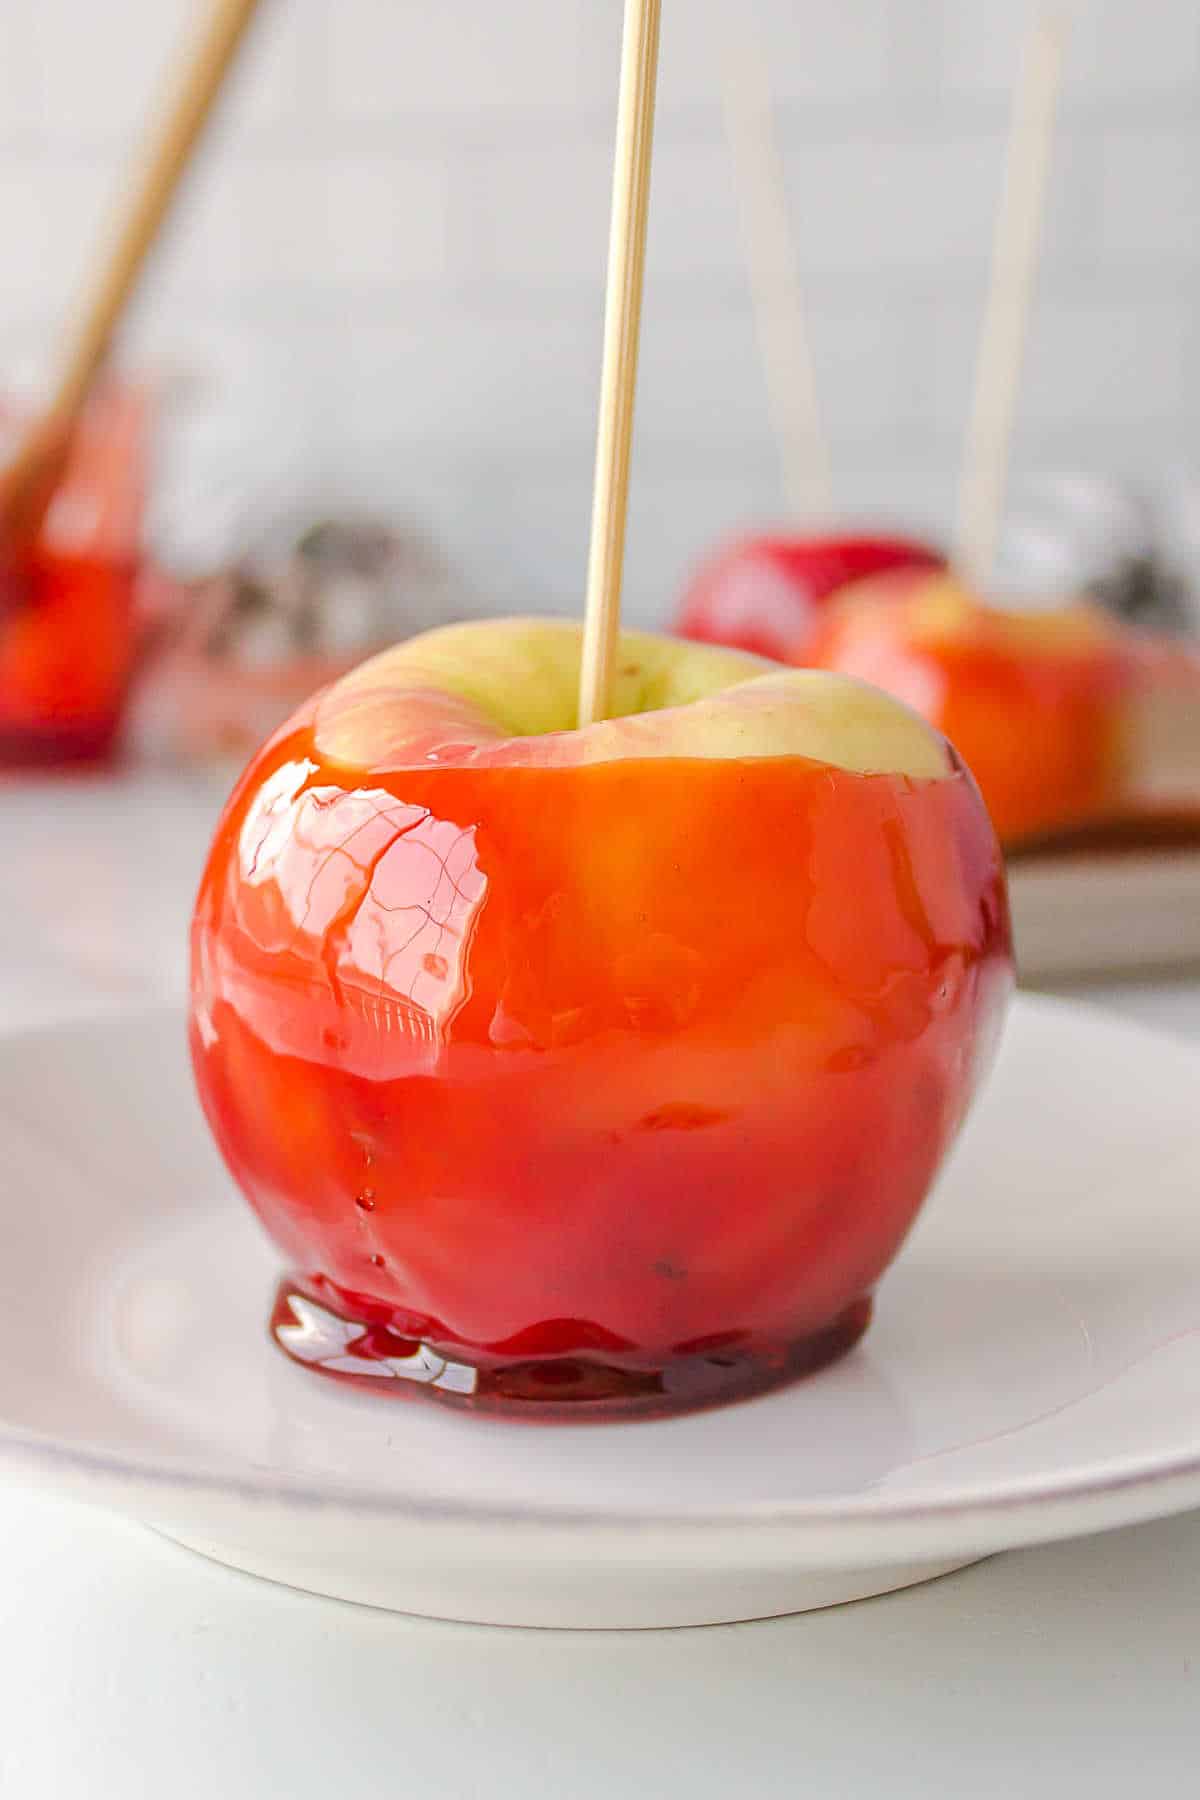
[3,767,1199,1797]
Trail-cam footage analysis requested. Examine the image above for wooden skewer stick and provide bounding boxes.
[577,0,663,728]
[956,10,1067,588]
[0,0,263,544]
[722,38,832,525]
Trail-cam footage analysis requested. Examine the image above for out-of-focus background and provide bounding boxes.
[0,0,1197,1012]
[2,0,1197,618]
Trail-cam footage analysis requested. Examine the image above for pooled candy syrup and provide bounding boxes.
[270,1279,874,1420]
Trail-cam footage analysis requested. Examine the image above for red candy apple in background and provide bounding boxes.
[0,383,149,763]
[806,571,1200,848]
[190,618,1011,1417]
[674,532,944,662]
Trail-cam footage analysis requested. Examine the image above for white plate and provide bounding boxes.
[1009,846,1200,981]
[1,998,1199,1629]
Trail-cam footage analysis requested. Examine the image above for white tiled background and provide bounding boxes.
[1,0,1197,621]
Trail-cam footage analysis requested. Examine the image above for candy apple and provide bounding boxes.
[675,532,944,662]
[806,572,1200,849]
[190,617,1011,1417]
[0,383,148,764]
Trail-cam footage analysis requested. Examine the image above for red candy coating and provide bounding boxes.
[191,664,1011,1417]
[675,533,944,662]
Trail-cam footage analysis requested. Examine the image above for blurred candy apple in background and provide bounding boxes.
[0,383,151,764]
[190,618,1011,1418]
[674,532,944,661]
[806,572,1200,848]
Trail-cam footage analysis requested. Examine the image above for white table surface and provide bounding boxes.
[3,767,1199,1798]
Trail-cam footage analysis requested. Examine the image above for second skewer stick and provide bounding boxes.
[957,11,1068,589]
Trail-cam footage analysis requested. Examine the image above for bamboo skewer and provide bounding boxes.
[0,0,264,546]
[577,0,663,729]
[956,11,1067,588]
[722,38,832,525]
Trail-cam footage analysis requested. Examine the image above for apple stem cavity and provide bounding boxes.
[578,0,663,729]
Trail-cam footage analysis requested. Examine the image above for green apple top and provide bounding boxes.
[313,618,952,779]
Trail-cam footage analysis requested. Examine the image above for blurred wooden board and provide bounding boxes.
[1009,822,1200,981]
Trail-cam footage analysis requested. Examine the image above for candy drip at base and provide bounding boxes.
[270,1281,873,1421]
